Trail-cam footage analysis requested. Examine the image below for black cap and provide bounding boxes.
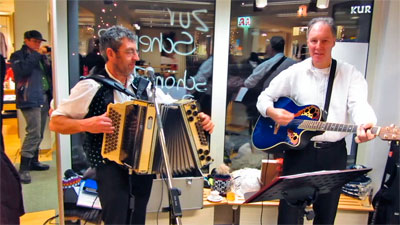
[24,30,46,42]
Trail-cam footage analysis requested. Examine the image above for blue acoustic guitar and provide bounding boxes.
[251,97,400,152]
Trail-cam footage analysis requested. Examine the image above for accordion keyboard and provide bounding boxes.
[104,108,122,153]
[181,101,212,167]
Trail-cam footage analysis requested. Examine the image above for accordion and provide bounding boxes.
[101,99,212,176]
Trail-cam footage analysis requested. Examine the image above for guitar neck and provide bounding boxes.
[296,119,380,135]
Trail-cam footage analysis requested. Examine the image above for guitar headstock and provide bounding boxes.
[378,124,400,141]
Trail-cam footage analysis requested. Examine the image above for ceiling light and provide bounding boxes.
[242,0,310,7]
[255,0,267,8]
[316,0,329,9]
[277,11,328,17]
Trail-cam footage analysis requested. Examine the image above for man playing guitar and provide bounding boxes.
[256,17,376,224]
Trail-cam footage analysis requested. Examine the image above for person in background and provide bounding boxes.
[247,52,261,69]
[243,36,297,130]
[187,56,213,115]
[257,17,377,224]
[49,25,214,225]
[83,39,105,75]
[10,30,52,184]
[244,36,297,90]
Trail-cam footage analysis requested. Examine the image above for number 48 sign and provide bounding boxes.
[238,17,251,28]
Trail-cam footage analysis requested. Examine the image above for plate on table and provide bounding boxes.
[207,195,223,202]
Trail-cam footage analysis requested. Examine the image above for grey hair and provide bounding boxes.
[99,25,137,61]
[307,17,337,38]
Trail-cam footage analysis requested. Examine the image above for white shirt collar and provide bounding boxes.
[104,64,134,88]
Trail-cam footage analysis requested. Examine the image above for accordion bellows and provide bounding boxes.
[101,99,212,176]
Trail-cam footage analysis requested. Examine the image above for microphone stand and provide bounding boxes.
[149,79,183,225]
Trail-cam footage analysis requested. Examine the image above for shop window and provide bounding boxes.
[68,1,215,173]
[225,0,374,170]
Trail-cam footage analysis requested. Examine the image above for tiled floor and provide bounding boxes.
[3,118,53,163]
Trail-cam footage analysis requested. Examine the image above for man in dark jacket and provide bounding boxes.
[10,30,52,184]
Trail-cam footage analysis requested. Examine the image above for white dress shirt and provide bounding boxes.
[257,58,377,142]
[51,65,175,119]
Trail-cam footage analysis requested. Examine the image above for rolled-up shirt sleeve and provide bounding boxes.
[51,79,100,119]
[256,68,292,118]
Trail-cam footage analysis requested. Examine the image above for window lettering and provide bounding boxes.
[138,8,208,56]
[150,70,207,93]
[136,8,210,94]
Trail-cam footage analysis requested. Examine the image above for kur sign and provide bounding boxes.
[351,5,372,14]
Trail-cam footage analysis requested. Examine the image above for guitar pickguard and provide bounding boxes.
[295,105,320,120]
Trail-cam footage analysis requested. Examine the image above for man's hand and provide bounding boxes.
[266,107,294,126]
[355,123,376,143]
[82,112,115,134]
[50,113,114,135]
[198,112,215,134]
[38,46,48,55]
[48,108,54,116]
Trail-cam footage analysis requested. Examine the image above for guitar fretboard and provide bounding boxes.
[296,119,380,134]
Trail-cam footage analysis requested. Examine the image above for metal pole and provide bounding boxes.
[151,87,182,225]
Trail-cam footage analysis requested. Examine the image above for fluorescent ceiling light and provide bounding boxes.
[316,0,329,9]
[277,11,328,17]
[134,9,214,15]
[255,0,268,8]
[129,0,213,5]
[140,23,183,28]
[242,0,310,7]
[139,17,213,24]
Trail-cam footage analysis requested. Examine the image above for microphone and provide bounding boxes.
[145,67,156,90]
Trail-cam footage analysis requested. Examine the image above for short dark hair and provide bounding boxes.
[99,25,136,61]
[307,17,337,38]
[270,36,285,52]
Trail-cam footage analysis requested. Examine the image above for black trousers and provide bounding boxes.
[277,139,347,225]
[96,161,155,225]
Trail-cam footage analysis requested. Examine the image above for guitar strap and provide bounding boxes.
[323,59,337,115]
[259,56,287,87]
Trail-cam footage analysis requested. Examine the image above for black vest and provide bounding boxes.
[82,68,150,167]
[83,69,114,167]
